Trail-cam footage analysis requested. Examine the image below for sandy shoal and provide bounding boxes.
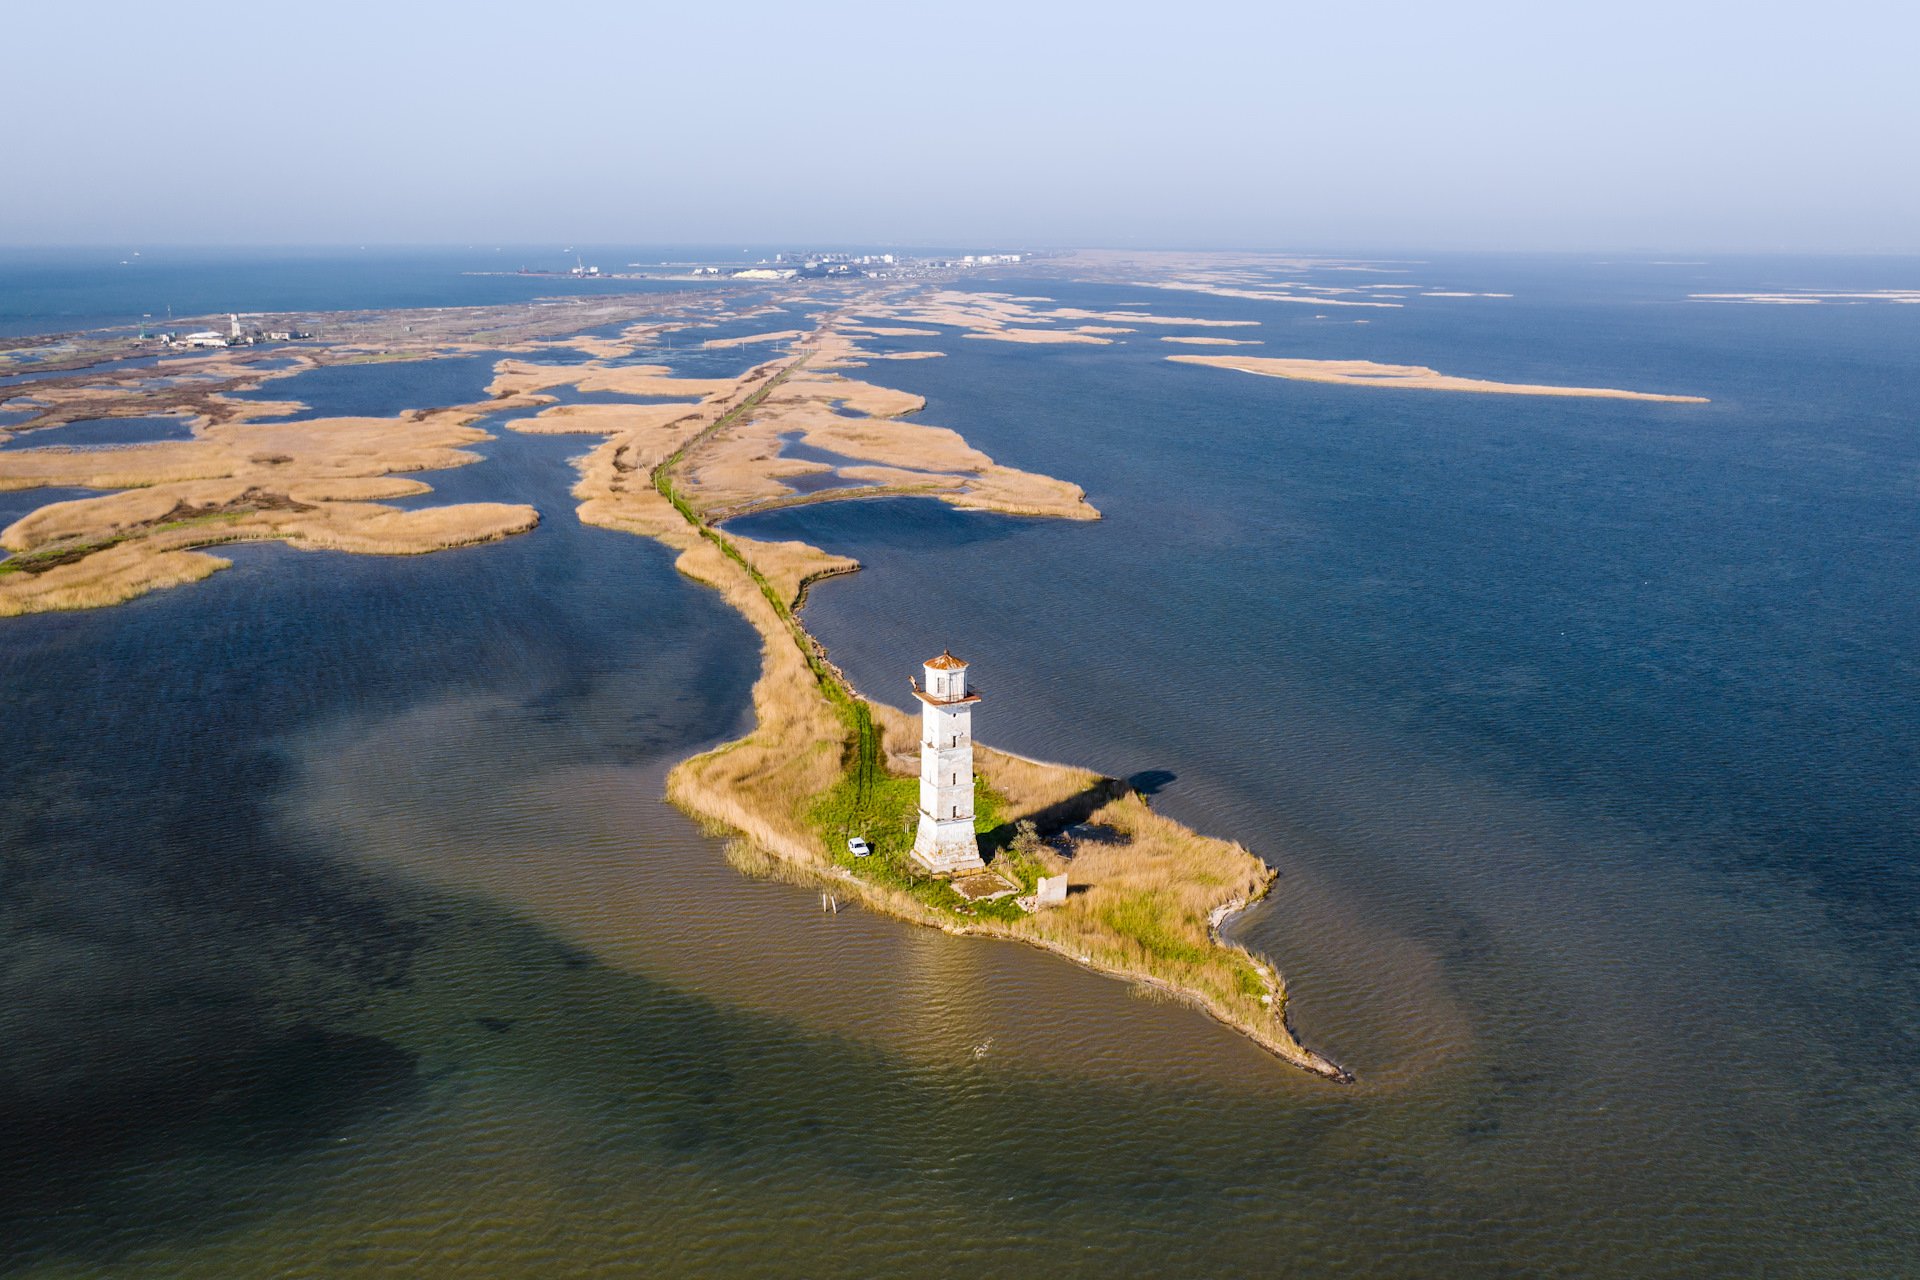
[1169,355,1708,403]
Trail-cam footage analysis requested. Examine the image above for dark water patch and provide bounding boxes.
[0,414,195,451]
[731,493,1054,557]
[0,354,165,390]
[362,403,626,513]
[226,351,512,419]
[779,470,864,495]
[520,344,600,363]
[614,342,782,382]
[0,486,106,546]
[770,431,968,484]
[775,430,870,470]
[536,383,698,408]
[0,1026,418,1271]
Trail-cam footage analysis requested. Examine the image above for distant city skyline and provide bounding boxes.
[9,0,1917,252]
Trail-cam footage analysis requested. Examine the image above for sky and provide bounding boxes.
[7,0,1918,252]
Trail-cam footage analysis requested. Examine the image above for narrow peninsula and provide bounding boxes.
[0,280,1356,1079]
[496,308,1351,1080]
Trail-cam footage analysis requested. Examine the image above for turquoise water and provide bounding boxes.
[1,254,1916,1275]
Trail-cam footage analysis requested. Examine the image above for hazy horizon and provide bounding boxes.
[9,0,1918,253]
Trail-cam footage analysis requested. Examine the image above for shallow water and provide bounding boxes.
[225,352,515,419]
[2,255,1917,1276]
[0,415,196,451]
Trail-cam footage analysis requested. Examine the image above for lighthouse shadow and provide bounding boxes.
[978,774,1140,858]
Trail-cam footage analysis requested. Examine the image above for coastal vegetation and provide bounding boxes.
[509,307,1347,1078]
[0,281,1347,1075]
[0,407,539,615]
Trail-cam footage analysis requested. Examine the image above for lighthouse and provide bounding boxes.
[910,650,987,874]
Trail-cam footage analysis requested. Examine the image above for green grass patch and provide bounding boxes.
[1097,892,1212,969]
[808,767,1020,917]
[652,359,893,832]
[0,511,249,577]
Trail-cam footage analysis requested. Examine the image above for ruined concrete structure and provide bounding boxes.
[910,650,987,875]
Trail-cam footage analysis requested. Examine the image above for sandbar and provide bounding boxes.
[1169,354,1709,402]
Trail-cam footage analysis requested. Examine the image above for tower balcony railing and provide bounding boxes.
[910,683,983,707]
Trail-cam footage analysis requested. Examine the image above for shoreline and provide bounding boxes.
[684,602,1353,1082]
[535,308,1355,1081]
[1169,353,1710,402]
[0,288,1353,1080]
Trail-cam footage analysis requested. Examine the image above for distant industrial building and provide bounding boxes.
[157,317,309,349]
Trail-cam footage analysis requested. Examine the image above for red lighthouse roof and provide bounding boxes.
[924,649,968,670]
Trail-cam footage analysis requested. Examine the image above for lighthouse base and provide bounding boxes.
[911,814,986,875]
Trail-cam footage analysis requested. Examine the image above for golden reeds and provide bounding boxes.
[0,402,541,615]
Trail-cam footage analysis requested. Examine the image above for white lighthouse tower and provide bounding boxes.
[911,650,987,875]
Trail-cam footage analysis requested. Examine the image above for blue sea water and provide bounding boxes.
[0,416,195,450]
[224,351,517,420]
[0,245,756,339]
[0,251,1916,1276]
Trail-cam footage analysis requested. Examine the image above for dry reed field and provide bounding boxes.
[0,404,539,615]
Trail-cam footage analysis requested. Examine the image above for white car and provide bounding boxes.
[847,837,873,857]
